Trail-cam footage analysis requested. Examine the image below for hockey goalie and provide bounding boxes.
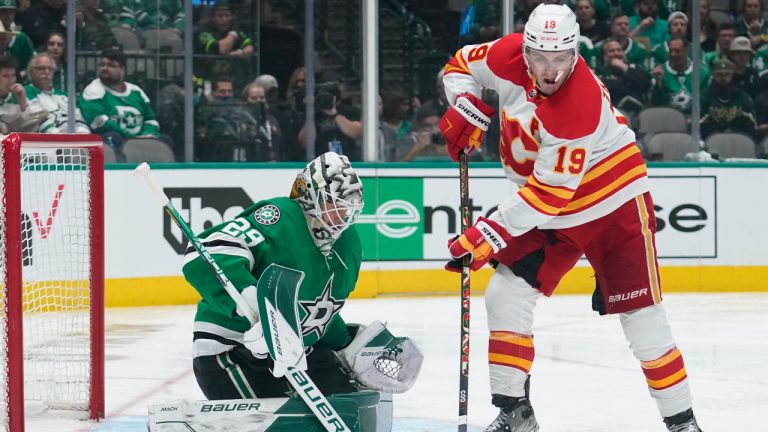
[147,153,423,431]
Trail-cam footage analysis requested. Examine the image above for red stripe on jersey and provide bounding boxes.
[517,184,573,216]
[582,143,640,176]
[518,189,560,216]
[559,145,647,215]
[519,175,576,215]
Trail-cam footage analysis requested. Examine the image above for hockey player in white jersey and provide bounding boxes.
[439,4,702,431]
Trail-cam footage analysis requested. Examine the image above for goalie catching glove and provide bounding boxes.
[339,321,423,394]
[439,93,496,161]
[446,216,512,272]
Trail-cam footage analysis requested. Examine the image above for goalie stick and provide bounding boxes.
[134,162,352,432]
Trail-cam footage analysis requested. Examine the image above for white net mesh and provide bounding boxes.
[1,144,94,429]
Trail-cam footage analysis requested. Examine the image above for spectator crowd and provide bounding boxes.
[0,0,766,162]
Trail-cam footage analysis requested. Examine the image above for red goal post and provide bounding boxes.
[1,133,105,431]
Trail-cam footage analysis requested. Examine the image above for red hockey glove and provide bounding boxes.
[445,217,512,272]
[439,93,496,162]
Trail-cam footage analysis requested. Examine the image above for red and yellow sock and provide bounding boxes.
[488,331,535,374]
[641,347,688,391]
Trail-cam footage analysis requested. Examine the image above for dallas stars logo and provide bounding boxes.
[254,204,280,225]
[298,275,344,338]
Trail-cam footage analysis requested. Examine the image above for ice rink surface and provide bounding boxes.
[26,293,768,431]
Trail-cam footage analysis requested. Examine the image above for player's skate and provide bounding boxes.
[483,394,539,432]
[664,409,703,432]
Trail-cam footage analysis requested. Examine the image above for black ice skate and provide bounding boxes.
[664,408,703,432]
[483,394,539,432]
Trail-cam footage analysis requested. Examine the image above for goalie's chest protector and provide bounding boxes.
[248,198,362,346]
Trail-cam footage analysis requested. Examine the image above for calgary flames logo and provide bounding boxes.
[499,114,540,178]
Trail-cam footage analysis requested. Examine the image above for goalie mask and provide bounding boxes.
[290,152,364,255]
[523,3,580,95]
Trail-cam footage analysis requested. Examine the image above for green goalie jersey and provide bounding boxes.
[182,197,362,359]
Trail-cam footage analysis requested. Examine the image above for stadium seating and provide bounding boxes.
[646,132,699,161]
[103,143,118,163]
[760,136,768,158]
[637,107,688,139]
[705,133,757,159]
[122,138,175,163]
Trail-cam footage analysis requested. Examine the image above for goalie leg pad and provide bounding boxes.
[148,396,363,432]
[148,392,392,432]
[340,321,423,394]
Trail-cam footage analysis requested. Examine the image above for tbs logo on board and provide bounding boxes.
[162,188,254,254]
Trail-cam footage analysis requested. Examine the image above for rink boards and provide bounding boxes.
[26,161,766,306]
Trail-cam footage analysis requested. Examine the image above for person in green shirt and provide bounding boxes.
[0,0,35,72]
[592,0,634,21]
[23,53,90,133]
[137,0,184,32]
[79,47,160,147]
[183,152,422,404]
[703,23,736,67]
[736,0,768,51]
[652,37,710,113]
[195,0,254,80]
[594,13,650,70]
[0,54,26,133]
[701,58,758,140]
[629,0,669,48]
[649,11,688,69]
[728,36,763,94]
[101,0,140,30]
[751,46,768,75]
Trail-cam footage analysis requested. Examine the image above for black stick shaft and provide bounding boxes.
[458,151,471,431]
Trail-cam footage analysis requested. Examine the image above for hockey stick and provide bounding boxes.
[457,151,471,432]
[134,163,351,432]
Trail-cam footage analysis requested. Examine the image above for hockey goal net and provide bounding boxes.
[0,133,104,431]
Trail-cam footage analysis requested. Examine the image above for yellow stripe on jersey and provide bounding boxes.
[562,165,647,212]
[518,187,562,215]
[527,175,575,199]
[454,49,470,72]
[444,64,470,75]
[581,145,642,185]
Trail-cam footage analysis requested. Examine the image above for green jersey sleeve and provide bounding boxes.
[182,215,269,320]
